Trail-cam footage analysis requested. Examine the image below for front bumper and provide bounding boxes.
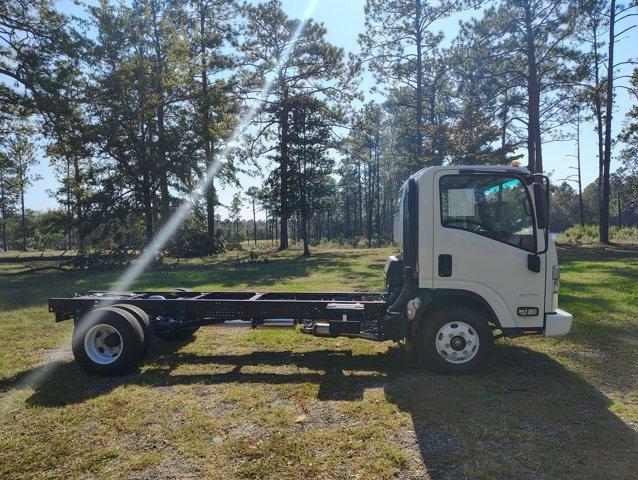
[544,308,573,337]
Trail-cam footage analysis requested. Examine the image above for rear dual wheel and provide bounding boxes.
[113,303,155,356]
[72,304,153,376]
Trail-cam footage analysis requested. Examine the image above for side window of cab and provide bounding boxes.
[439,174,536,252]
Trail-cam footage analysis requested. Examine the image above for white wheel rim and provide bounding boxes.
[435,321,480,364]
[84,324,123,365]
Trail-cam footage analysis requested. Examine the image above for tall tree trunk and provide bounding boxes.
[301,158,309,256]
[414,0,424,163]
[20,185,26,252]
[142,172,154,244]
[151,7,170,219]
[600,0,615,244]
[343,191,350,238]
[575,110,584,227]
[375,133,381,241]
[66,156,72,250]
[1,180,7,252]
[428,85,438,165]
[72,155,84,254]
[265,208,270,244]
[157,100,170,218]
[617,194,622,227]
[524,4,542,173]
[357,160,362,236]
[366,154,372,246]
[380,184,388,241]
[206,182,216,240]
[592,25,605,226]
[500,103,509,150]
[200,5,216,242]
[135,38,155,245]
[278,96,290,250]
[252,197,257,245]
[301,212,309,256]
[279,216,288,249]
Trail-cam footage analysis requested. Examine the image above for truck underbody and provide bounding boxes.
[49,290,389,340]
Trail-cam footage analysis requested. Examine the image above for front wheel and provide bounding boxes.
[417,305,494,374]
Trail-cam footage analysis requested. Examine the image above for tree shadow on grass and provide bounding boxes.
[3,341,636,479]
[558,243,638,263]
[0,252,365,311]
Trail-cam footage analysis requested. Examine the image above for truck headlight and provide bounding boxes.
[552,265,560,293]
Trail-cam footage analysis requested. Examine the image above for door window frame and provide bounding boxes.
[438,173,538,253]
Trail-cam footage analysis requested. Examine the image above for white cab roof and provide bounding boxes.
[411,164,531,182]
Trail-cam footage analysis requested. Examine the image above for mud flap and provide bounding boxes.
[381,312,409,341]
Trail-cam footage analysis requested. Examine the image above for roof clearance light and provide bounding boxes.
[511,160,521,167]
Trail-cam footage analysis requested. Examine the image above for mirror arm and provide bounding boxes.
[531,174,550,255]
[537,228,549,255]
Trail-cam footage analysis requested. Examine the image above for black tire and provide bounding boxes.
[113,304,156,357]
[72,307,145,376]
[155,326,199,342]
[416,305,494,374]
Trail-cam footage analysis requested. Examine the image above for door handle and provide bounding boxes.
[438,254,452,277]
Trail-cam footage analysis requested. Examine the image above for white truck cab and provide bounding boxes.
[385,164,572,373]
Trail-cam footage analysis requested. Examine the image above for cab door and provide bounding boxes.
[431,171,545,329]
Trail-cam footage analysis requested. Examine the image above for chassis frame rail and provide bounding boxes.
[49,291,389,328]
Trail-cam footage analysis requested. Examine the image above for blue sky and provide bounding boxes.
[26,0,638,219]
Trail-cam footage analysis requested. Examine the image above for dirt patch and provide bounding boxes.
[36,347,73,364]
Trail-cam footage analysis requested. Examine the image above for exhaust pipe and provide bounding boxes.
[300,322,331,337]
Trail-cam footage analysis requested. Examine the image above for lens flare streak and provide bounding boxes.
[1,0,321,415]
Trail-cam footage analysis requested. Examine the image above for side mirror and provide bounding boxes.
[533,183,549,230]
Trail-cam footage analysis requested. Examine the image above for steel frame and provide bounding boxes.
[49,291,388,328]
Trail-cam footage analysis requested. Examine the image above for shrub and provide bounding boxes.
[165,216,225,257]
[557,225,638,245]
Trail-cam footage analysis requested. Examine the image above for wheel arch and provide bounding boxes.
[411,289,501,338]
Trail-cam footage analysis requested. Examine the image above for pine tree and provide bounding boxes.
[0,149,16,252]
[5,128,41,251]
[0,0,80,122]
[88,0,193,243]
[241,0,351,250]
[246,186,259,245]
[458,0,582,173]
[185,0,239,243]
[618,69,638,175]
[228,193,242,240]
[597,0,636,242]
[360,0,459,166]
[288,95,335,255]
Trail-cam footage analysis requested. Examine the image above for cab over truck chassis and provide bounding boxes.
[49,165,573,375]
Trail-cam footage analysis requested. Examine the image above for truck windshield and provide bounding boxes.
[440,174,536,252]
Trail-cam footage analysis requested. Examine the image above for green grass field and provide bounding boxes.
[0,244,636,479]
